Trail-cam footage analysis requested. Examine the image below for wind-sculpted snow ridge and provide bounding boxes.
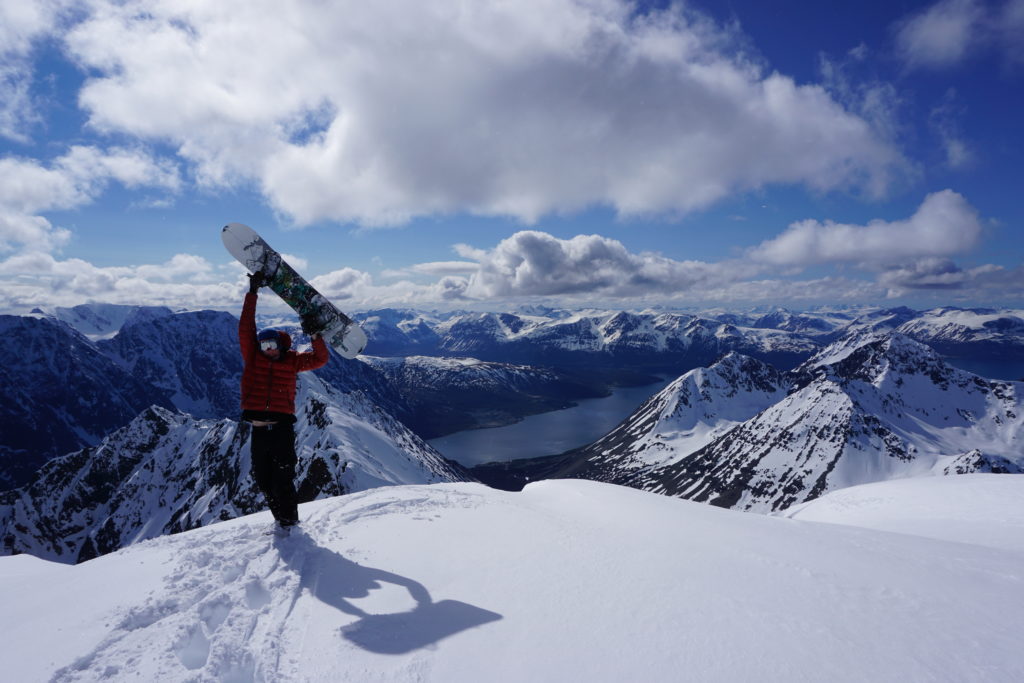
[3,479,1023,682]
[0,374,470,564]
[782,475,1024,553]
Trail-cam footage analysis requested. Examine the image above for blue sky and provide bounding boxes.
[0,0,1021,314]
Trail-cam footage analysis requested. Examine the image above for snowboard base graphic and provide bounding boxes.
[221,222,368,359]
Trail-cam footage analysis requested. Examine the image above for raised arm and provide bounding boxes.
[239,273,263,362]
[297,334,330,372]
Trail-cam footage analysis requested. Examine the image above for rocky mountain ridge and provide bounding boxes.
[0,374,470,563]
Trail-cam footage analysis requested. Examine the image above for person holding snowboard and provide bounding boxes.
[239,271,329,532]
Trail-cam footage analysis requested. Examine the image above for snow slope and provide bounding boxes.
[783,474,1024,553]
[2,478,1021,682]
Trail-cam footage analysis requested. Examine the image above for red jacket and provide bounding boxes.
[239,293,329,416]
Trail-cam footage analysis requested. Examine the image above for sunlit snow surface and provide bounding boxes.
[2,477,1021,682]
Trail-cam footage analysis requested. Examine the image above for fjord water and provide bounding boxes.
[428,378,673,467]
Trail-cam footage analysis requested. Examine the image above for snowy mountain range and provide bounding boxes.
[0,374,470,563]
[356,305,1024,379]
[34,303,177,340]
[5,301,1023,570]
[1,307,459,489]
[0,314,174,490]
[356,308,819,371]
[2,476,1022,681]
[476,333,1023,512]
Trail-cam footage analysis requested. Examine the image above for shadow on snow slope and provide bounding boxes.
[274,530,502,655]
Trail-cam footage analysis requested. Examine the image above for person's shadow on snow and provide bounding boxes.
[274,530,502,654]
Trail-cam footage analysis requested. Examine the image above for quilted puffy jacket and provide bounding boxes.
[239,292,328,415]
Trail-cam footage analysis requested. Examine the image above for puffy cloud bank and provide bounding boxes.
[456,231,736,299]
[61,0,904,226]
[748,190,982,267]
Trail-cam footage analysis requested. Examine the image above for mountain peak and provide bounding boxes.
[820,333,959,387]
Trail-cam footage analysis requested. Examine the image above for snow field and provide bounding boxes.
[1,478,1022,682]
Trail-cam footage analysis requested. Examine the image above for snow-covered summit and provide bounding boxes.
[640,332,1023,511]
[2,477,1021,682]
[33,303,176,340]
[556,352,789,480]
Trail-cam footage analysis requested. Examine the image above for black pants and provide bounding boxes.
[250,423,299,523]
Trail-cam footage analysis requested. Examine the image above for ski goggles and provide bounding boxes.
[260,339,279,351]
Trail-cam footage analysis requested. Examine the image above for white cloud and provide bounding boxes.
[134,254,215,282]
[455,230,743,299]
[875,258,1022,299]
[61,0,905,227]
[0,0,67,141]
[894,0,984,69]
[748,190,982,268]
[310,267,470,306]
[0,146,181,252]
[893,0,1024,70]
[310,268,374,301]
[0,251,238,311]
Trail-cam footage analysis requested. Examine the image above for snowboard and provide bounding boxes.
[221,222,368,359]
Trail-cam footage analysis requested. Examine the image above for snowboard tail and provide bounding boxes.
[221,222,368,359]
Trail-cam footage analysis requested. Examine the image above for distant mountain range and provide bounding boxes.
[3,302,1022,564]
[356,305,1024,379]
[1,306,620,489]
[474,333,1023,512]
[0,314,174,490]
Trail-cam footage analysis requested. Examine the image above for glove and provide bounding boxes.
[247,271,265,294]
[300,313,321,336]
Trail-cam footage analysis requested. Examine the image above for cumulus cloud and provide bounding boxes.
[455,230,743,299]
[308,267,470,306]
[310,268,374,300]
[60,0,905,227]
[0,146,181,252]
[0,251,237,311]
[748,190,982,268]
